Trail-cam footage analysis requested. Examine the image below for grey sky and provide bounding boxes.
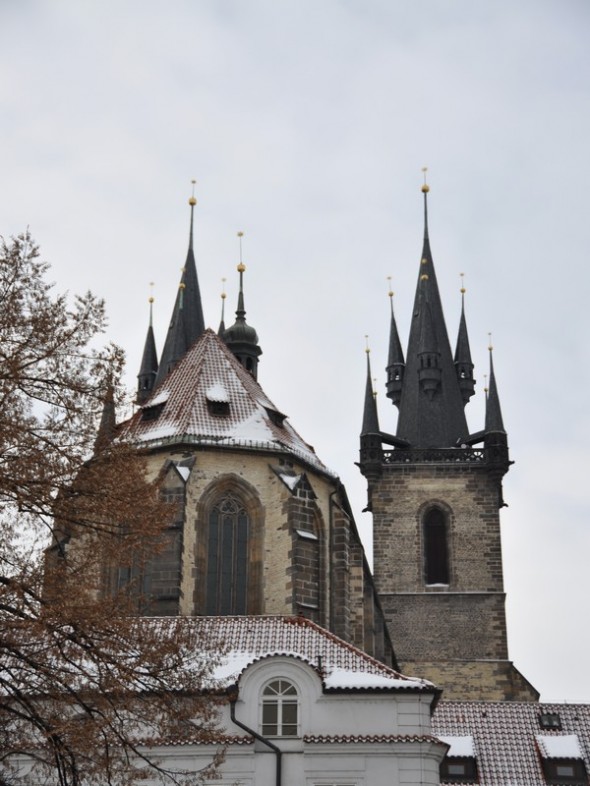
[1,0,589,701]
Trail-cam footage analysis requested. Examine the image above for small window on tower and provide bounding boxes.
[423,506,449,585]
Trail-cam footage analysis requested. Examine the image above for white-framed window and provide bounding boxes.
[261,678,299,737]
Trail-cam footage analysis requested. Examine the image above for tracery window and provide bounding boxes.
[423,506,449,585]
[205,493,249,615]
[261,679,299,737]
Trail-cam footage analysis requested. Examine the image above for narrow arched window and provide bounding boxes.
[423,507,449,585]
[206,493,249,614]
[261,679,299,737]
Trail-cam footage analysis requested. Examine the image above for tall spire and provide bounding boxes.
[154,182,206,388]
[394,173,469,447]
[361,343,380,436]
[385,279,405,407]
[221,232,262,379]
[485,339,505,433]
[137,291,159,403]
[454,275,476,405]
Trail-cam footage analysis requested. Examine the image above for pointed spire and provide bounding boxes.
[221,232,262,379]
[361,341,380,435]
[385,278,405,407]
[137,291,159,404]
[485,338,505,433]
[394,173,469,447]
[154,182,206,388]
[95,379,116,452]
[454,275,476,405]
[217,277,227,335]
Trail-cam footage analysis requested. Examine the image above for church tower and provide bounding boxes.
[359,180,538,701]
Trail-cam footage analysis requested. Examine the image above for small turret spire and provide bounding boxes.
[385,277,405,407]
[95,378,116,452]
[361,340,380,436]
[217,277,227,335]
[137,287,159,404]
[154,182,206,388]
[485,337,505,433]
[454,274,476,405]
[221,231,262,379]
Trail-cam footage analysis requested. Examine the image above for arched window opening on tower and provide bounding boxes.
[206,493,249,614]
[423,507,450,585]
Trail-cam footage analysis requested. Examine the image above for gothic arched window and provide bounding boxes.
[206,493,249,615]
[423,506,449,585]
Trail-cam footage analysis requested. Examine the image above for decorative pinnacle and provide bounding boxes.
[387,275,394,299]
[373,377,378,400]
[488,332,493,351]
[421,166,430,193]
[221,276,226,300]
[460,272,466,295]
[365,335,370,354]
[148,281,155,304]
[484,373,488,394]
[189,179,197,206]
[237,231,246,273]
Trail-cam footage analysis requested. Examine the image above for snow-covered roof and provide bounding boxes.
[166,615,433,693]
[125,330,333,476]
[438,735,475,757]
[434,702,590,785]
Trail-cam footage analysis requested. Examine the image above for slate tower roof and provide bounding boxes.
[153,193,206,389]
[394,185,470,448]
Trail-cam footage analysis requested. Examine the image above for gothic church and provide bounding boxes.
[123,182,535,702]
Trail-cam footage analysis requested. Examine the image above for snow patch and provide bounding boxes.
[296,529,318,541]
[206,383,229,402]
[325,667,422,690]
[438,735,475,757]
[537,734,583,759]
[279,473,302,491]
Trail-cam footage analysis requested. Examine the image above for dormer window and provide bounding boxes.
[439,736,477,784]
[537,735,588,786]
[265,407,286,428]
[207,399,230,416]
[141,402,165,422]
[206,383,230,417]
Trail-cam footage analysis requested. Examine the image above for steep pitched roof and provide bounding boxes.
[395,190,469,447]
[125,329,332,475]
[433,701,590,785]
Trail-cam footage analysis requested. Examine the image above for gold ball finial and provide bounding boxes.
[460,272,466,295]
[237,262,246,273]
[148,296,154,304]
[189,179,197,206]
[364,335,370,355]
[488,331,493,351]
[237,231,244,238]
[221,276,226,299]
[421,166,430,193]
[387,275,394,298]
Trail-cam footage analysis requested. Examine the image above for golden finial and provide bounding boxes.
[148,281,155,304]
[484,374,488,395]
[373,378,378,400]
[460,272,466,295]
[365,335,370,354]
[179,282,186,290]
[421,166,430,193]
[237,231,246,273]
[488,332,493,351]
[387,275,394,299]
[221,277,226,300]
[189,179,197,206]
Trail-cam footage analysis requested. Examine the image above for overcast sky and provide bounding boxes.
[2,0,589,703]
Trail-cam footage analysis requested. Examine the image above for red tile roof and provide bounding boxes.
[125,330,333,475]
[433,701,590,785]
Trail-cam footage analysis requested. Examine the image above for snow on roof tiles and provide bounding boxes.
[433,702,590,785]
[153,615,433,693]
[125,330,333,476]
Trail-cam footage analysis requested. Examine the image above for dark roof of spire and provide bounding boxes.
[222,266,260,348]
[361,352,380,436]
[395,189,469,447]
[94,381,116,451]
[154,200,206,388]
[454,292,473,368]
[138,304,158,381]
[485,347,505,433]
[387,295,405,370]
